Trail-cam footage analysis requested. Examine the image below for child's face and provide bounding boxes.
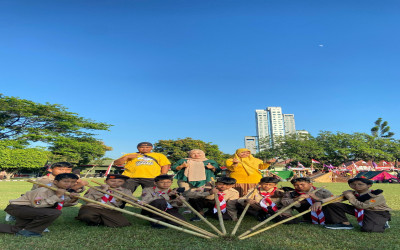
[259,182,277,191]
[54,178,77,189]
[155,179,173,190]
[51,167,72,176]
[105,179,126,188]
[350,180,371,193]
[215,183,233,191]
[293,181,313,192]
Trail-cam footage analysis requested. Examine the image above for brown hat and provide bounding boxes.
[106,174,130,181]
[137,142,153,147]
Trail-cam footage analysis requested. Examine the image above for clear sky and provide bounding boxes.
[1,0,399,158]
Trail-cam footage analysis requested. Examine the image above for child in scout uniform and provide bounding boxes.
[31,162,88,193]
[237,177,284,221]
[186,177,239,221]
[0,173,79,237]
[281,177,334,225]
[323,177,391,232]
[140,175,186,228]
[76,174,132,227]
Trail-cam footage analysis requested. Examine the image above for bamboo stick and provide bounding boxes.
[86,184,216,238]
[26,180,212,239]
[90,180,215,237]
[179,197,224,236]
[239,195,345,240]
[238,185,326,238]
[231,184,259,236]
[210,178,226,235]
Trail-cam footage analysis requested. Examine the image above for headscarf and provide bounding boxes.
[233,148,263,176]
[184,149,208,181]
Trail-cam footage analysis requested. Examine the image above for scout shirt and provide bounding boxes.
[185,186,239,219]
[237,187,284,207]
[121,153,171,179]
[141,186,184,207]
[344,189,392,212]
[81,186,133,209]
[31,175,54,190]
[281,187,334,208]
[10,185,78,208]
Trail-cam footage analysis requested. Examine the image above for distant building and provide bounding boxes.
[283,114,296,135]
[255,109,269,149]
[296,130,310,139]
[244,136,257,154]
[267,107,284,146]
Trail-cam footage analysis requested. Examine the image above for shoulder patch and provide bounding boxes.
[370,199,376,203]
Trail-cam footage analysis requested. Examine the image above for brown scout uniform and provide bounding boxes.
[76,186,132,227]
[32,174,86,193]
[324,189,391,232]
[185,186,239,220]
[281,187,334,222]
[237,187,284,218]
[0,185,77,234]
[140,186,186,225]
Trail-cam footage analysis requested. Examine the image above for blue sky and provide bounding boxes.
[1,0,399,158]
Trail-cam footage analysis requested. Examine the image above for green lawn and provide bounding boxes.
[0,180,399,249]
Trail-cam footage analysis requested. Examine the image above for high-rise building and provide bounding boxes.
[283,114,296,135]
[255,107,296,151]
[244,136,257,154]
[255,109,269,139]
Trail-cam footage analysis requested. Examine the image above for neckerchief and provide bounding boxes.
[354,192,365,226]
[296,186,325,225]
[55,195,65,210]
[153,187,173,210]
[213,192,227,214]
[259,187,278,212]
[101,191,116,204]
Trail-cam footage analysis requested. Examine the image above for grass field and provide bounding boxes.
[0,180,399,250]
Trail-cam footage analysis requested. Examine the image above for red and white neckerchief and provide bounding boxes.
[296,187,325,225]
[213,192,227,214]
[153,187,173,210]
[101,191,116,204]
[55,195,65,210]
[259,187,278,212]
[354,192,364,226]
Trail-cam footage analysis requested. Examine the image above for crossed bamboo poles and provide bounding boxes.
[26,179,344,240]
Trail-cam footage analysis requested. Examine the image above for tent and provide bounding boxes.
[355,171,398,182]
[269,171,294,180]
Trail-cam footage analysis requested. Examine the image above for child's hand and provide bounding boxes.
[137,201,145,206]
[310,201,322,211]
[101,184,110,190]
[342,190,354,199]
[298,194,310,200]
[177,196,186,201]
[211,188,219,195]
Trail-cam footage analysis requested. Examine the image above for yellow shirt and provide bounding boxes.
[121,152,171,178]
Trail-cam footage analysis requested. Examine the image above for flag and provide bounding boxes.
[297,162,305,168]
[372,161,378,168]
[382,161,388,166]
[312,159,320,164]
[105,161,114,177]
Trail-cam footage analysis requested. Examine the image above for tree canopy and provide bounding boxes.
[153,137,230,165]
[371,117,395,138]
[0,94,112,166]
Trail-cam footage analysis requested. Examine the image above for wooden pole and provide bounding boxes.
[239,195,344,240]
[210,178,227,235]
[231,184,259,236]
[26,180,212,239]
[86,184,216,238]
[179,197,224,236]
[238,185,326,238]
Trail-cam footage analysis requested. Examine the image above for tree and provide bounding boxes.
[371,117,395,138]
[153,138,229,165]
[0,94,112,164]
[0,140,50,179]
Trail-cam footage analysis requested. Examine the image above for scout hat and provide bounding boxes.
[106,174,130,181]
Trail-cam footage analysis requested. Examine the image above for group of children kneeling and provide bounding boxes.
[0,162,392,237]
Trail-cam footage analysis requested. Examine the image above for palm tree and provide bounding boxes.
[371,118,395,138]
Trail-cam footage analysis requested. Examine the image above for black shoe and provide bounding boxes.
[190,216,202,222]
[256,213,270,222]
[151,223,167,229]
[15,229,42,237]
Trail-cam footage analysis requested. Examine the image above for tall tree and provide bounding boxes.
[371,117,395,138]
[0,94,112,164]
[153,138,229,165]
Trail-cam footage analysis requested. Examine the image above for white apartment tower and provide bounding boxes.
[255,109,269,139]
[244,136,257,154]
[283,114,296,135]
[267,107,284,138]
